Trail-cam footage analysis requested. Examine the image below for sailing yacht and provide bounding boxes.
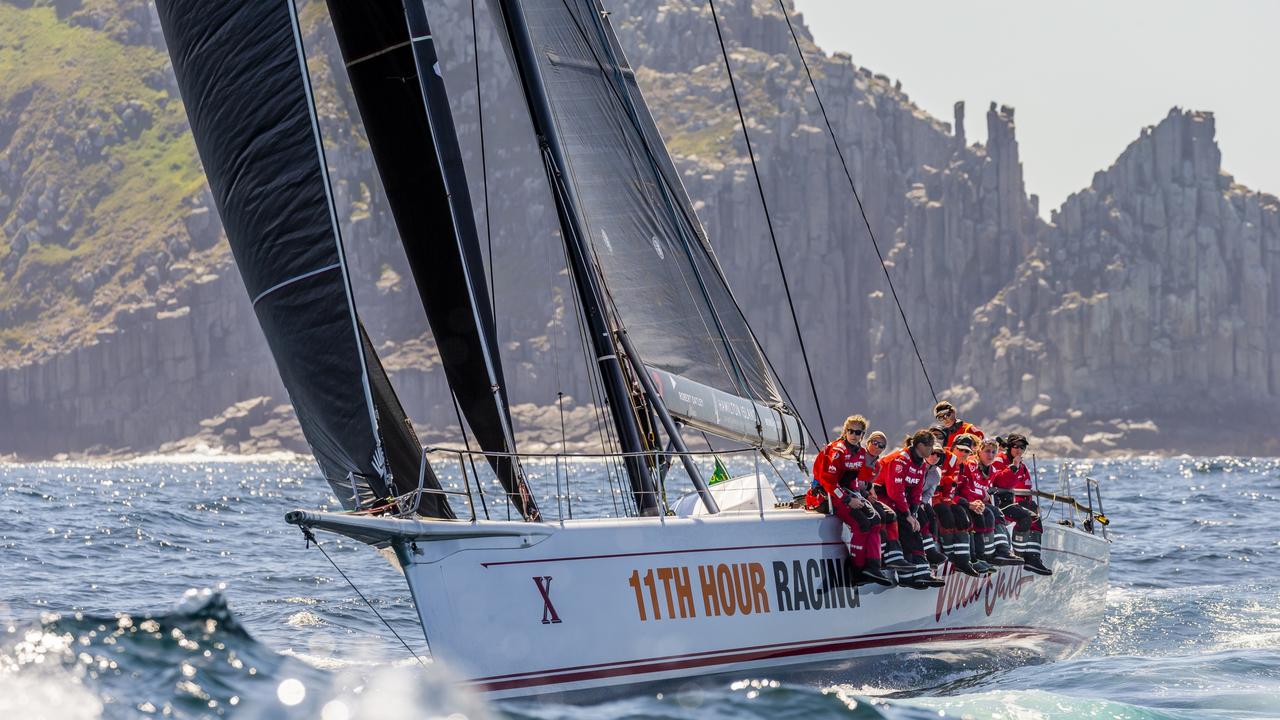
[154,0,1110,700]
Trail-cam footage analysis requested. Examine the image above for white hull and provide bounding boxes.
[292,507,1109,700]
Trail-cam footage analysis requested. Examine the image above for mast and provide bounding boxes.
[492,0,660,515]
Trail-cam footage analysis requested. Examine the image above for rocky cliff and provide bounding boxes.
[0,0,1275,458]
[953,109,1280,454]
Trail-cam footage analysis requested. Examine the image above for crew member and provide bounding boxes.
[807,415,893,585]
[917,441,949,566]
[934,400,985,449]
[865,431,913,576]
[864,431,888,459]
[932,433,988,576]
[959,438,1022,567]
[991,433,1052,575]
[871,440,911,573]
[876,430,945,589]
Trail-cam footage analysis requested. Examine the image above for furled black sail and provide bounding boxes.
[323,0,539,520]
[493,0,804,454]
[156,0,453,517]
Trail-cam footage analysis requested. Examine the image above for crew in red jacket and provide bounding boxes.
[959,438,1022,567]
[991,433,1052,575]
[931,433,987,576]
[916,435,949,566]
[934,400,985,449]
[872,445,908,570]
[877,429,944,589]
[806,415,892,586]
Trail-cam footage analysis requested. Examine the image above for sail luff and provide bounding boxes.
[283,1,384,481]
[492,0,661,515]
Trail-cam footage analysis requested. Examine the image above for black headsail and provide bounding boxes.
[492,0,806,457]
[156,0,453,518]
[324,0,539,521]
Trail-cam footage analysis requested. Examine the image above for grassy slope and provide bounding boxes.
[0,4,206,362]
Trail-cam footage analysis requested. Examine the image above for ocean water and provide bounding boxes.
[1,455,1278,719]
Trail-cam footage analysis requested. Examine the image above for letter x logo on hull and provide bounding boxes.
[533,576,562,624]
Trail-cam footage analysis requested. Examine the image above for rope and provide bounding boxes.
[298,526,427,669]
[707,0,829,435]
[775,0,938,404]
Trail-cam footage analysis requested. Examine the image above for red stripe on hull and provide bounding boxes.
[467,625,1086,692]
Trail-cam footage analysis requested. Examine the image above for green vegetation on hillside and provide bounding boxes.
[0,4,206,362]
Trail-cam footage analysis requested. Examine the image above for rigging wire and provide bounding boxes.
[707,0,829,437]
[553,210,631,517]
[298,526,427,669]
[548,0,817,454]
[471,0,496,317]
[775,0,938,404]
[449,390,490,520]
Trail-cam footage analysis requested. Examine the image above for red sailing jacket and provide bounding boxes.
[957,461,994,504]
[943,420,985,449]
[806,438,874,510]
[990,455,1032,492]
[876,447,926,514]
[932,450,966,505]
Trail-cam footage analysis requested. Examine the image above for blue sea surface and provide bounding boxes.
[1,455,1277,719]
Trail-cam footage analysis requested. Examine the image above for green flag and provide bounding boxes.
[709,456,731,485]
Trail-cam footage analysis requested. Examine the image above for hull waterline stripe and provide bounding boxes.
[466,624,1089,682]
[466,625,1087,692]
[479,540,846,567]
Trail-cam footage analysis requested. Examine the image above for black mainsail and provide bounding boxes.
[156,0,453,517]
[492,0,805,457]
[324,0,540,520]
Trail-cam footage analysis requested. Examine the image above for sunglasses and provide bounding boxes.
[1010,444,1028,451]
[936,411,955,419]
[870,440,886,448]
[846,428,865,436]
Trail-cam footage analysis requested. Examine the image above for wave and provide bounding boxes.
[0,589,486,720]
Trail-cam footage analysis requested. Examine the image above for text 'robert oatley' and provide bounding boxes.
[622,560,1035,622]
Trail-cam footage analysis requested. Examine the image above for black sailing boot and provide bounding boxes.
[911,554,945,588]
[923,533,948,566]
[1020,531,1053,576]
[989,526,1025,566]
[882,539,915,571]
[944,533,981,577]
[895,553,931,589]
[856,558,895,587]
[966,531,995,574]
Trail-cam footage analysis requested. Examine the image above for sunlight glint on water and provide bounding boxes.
[1,456,1277,718]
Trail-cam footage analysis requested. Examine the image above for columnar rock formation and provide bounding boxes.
[1,0,1276,457]
[953,109,1280,453]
